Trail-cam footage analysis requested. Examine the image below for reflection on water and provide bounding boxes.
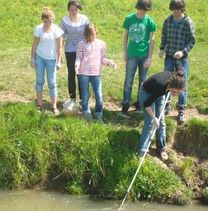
[0,190,207,211]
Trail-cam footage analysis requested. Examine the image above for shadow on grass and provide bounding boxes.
[103,108,144,128]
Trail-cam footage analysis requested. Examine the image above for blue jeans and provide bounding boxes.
[78,75,103,118]
[122,56,148,111]
[164,57,189,109]
[35,54,57,97]
[138,87,166,153]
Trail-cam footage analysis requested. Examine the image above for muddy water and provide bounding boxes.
[0,190,207,211]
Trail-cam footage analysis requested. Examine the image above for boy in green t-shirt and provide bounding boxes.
[119,0,156,118]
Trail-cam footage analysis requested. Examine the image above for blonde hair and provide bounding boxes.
[84,23,97,42]
[41,7,55,20]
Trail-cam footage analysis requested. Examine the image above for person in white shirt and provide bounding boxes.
[31,7,63,115]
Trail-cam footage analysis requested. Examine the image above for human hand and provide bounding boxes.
[31,58,35,68]
[153,117,160,129]
[159,50,165,59]
[56,62,62,70]
[123,51,127,61]
[173,51,183,59]
[144,57,152,68]
[75,64,79,74]
[107,60,116,69]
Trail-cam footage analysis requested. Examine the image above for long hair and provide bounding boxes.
[169,71,185,90]
[84,24,97,43]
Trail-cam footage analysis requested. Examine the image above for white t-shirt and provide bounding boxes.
[34,23,64,60]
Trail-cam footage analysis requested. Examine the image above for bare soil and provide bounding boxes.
[0,91,29,103]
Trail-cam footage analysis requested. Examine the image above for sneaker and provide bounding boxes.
[118,111,130,119]
[83,113,93,122]
[160,151,169,161]
[165,103,171,116]
[178,110,186,123]
[95,117,104,124]
[52,108,60,116]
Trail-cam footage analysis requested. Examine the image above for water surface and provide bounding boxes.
[0,190,207,211]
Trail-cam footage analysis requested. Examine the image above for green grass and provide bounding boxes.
[0,102,192,203]
[0,0,208,204]
[0,0,208,110]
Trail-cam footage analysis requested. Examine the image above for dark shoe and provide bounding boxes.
[178,110,186,123]
[83,113,93,122]
[118,111,130,119]
[95,116,104,124]
[134,102,143,113]
[165,103,171,116]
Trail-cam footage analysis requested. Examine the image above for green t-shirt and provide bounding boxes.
[123,13,157,57]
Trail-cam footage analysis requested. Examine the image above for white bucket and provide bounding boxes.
[63,99,80,115]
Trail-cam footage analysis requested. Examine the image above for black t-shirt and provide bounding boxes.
[142,71,171,107]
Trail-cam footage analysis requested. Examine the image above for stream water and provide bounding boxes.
[0,190,207,211]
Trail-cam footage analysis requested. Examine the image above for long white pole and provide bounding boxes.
[118,92,170,211]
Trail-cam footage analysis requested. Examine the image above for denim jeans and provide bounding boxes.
[78,75,103,118]
[122,56,148,111]
[164,57,189,109]
[138,87,166,154]
[35,54,57,97]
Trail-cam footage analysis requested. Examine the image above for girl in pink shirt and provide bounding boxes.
[75,24,116,122]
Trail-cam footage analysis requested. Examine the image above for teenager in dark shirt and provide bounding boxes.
[138,69,185,161]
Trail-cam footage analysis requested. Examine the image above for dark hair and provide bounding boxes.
[67,0,82,10]
[169,0,185,12]
[169,71,185,90]
[135,0,152,11]
[84,23,97,42]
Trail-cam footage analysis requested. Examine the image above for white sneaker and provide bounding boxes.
[160,151,169,161]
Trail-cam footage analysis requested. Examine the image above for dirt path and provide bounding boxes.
[0,91,207,121]
[0,91,29,103]
[104,99,208,121]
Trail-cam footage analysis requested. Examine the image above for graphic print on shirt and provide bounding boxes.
[129,23,146,43]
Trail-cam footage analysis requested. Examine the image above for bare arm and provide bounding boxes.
[123,29,128,61]
[56,36,63,68]
[144,32,155,68]
[145,106,155,119]
[75,42,83,74]
[31,37,39,68]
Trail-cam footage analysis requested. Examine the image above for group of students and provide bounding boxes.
[30,0,195,161]
[118,0,195,160]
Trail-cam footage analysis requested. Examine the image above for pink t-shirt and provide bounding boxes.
[75,39,107,75]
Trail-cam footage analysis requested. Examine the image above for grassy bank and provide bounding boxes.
[0,102,192,204]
